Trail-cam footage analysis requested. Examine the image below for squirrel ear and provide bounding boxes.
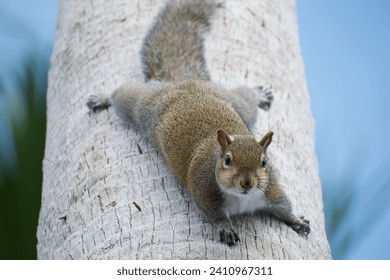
[259,131,273,150]
[217,129,233,151]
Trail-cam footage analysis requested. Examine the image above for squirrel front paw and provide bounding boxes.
[255,86,274,111]
[290,216,310,236]
[219,227,240,246]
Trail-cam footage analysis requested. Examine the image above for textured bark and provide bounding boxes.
[38,0,331,259]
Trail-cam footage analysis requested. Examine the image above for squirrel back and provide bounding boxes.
[141,0,221,82]
[152,80,249,185]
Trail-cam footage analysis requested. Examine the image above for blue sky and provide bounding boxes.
[297,0,390,259]
[1,0,389,259]
[0,0,56,82]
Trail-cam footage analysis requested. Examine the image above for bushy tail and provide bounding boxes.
[141,0,221,82]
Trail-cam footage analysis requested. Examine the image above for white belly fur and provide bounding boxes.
[222,190,267,217]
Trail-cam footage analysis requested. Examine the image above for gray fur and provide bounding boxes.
[141,0,222,81]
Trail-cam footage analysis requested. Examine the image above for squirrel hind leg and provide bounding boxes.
[87,95,111,113]
[256,85,274,111]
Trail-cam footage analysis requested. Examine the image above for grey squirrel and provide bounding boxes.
[88,0,310,246]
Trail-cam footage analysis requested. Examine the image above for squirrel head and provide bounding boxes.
[215,129,274,197]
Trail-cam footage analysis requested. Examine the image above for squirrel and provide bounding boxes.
[87,0,310,246]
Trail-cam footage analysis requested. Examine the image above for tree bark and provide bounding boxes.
[38,0,331,259]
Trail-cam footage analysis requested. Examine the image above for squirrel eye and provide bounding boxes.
[261,158,267,168]
[224,155,231,166]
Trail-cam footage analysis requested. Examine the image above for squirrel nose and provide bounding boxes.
[241,178,253,190]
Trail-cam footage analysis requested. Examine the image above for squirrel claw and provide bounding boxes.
[295,217,311,236]
[219,227,240,246]
[297,223,310,236]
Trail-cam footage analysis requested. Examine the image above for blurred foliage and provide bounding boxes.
[0,56,48,259]
[323,157,390,259]
[323,180,353,259]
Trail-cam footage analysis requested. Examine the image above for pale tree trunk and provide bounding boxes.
[38,0,331,259]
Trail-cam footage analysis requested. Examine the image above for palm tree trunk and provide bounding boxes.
[37,0,331,259]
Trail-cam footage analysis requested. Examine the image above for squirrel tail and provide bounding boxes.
[141,0,221,82]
